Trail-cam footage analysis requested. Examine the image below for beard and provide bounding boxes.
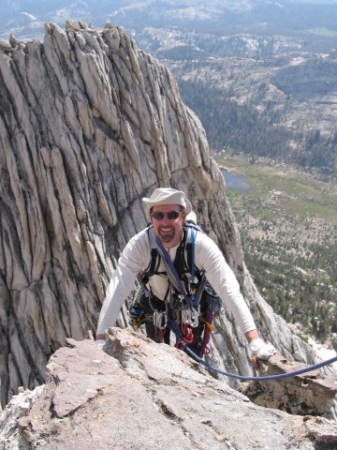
[158,226,175,243]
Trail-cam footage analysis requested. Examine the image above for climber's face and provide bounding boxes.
[150,204,187,248]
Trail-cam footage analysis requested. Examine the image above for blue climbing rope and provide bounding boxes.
[184,345,337,381]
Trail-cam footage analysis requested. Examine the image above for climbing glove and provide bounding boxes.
[249,338,276,360]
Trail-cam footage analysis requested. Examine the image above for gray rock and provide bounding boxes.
[1,332,337,450]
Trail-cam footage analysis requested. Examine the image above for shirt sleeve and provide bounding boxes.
[96,230,149,335]
[195,233,257,334]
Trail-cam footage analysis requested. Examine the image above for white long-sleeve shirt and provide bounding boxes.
[97,227,257,335]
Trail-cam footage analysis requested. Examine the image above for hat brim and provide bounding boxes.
[142,188,192,213]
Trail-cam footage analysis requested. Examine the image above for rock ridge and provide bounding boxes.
[2,330,337,450]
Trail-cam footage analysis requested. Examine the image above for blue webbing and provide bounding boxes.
[154,235,194,309]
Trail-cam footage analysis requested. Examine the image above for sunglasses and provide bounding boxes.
[151,211,183,221]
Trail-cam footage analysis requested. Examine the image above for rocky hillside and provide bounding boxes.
[137,30,337,176]
[0,20,321,410]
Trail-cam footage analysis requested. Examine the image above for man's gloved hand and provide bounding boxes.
[95,339,106,349]
[249,338,276,360]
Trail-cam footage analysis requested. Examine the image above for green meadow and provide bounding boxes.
[214,153,337,346]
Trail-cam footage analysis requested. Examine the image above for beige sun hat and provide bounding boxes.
[142,187,192,213]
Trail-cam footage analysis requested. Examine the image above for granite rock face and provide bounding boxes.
[0,20,320,407]
[2,331,337,450]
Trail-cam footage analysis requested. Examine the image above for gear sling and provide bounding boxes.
[129,222,222,357]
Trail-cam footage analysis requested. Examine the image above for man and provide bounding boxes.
[96,187,276,365]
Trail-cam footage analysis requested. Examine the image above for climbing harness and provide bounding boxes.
[129,221,222,356]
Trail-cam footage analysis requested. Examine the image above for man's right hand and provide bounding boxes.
[249,338,276,369]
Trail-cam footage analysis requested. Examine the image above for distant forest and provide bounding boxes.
[178,80,337,177]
